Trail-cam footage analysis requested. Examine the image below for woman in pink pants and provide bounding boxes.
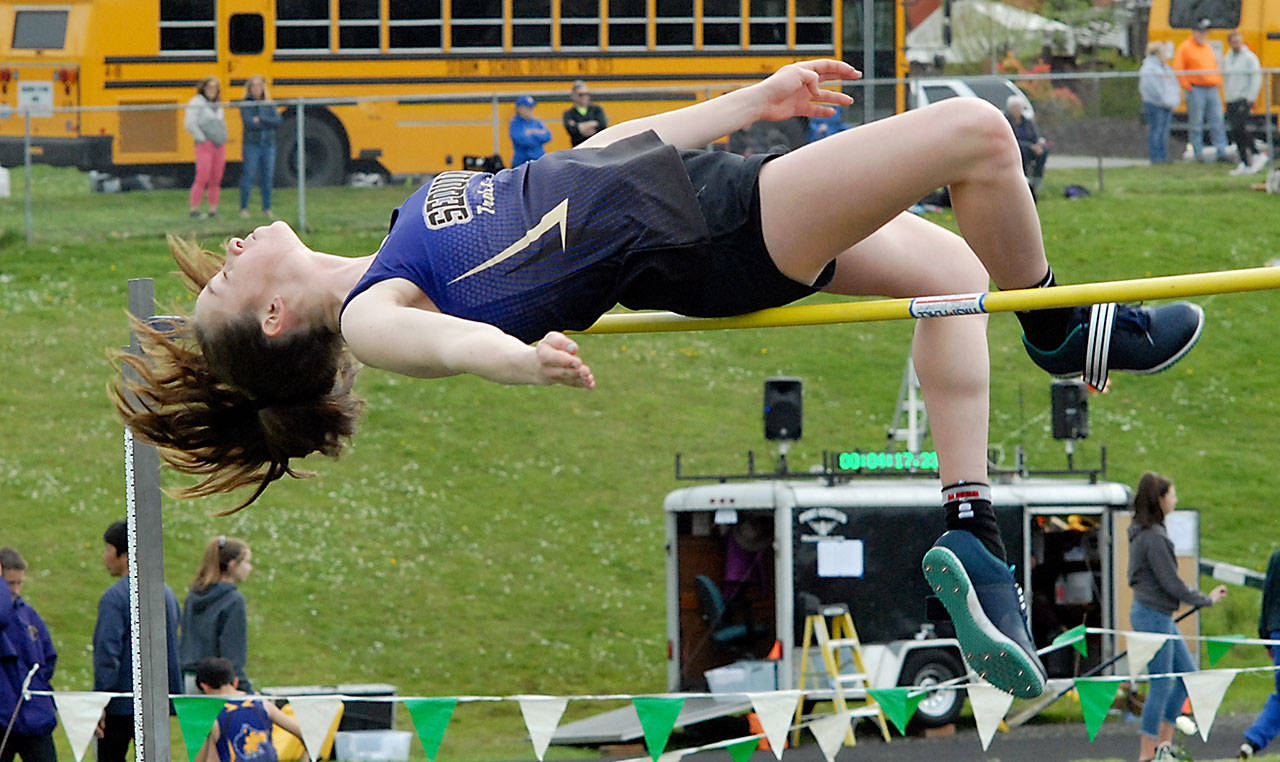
[185,77,227,218]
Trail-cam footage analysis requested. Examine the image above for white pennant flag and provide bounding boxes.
[747,690,802,760]
[1182,669,1237,742]
[1124,633,1171,676]
[967,681,1015,751]
[288,695,344,762]
[808,712,854,762]
[516,695,568,761]
[54,691,113,762]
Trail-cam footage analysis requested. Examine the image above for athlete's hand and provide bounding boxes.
[749,59,859,124]
[535,332,595,389]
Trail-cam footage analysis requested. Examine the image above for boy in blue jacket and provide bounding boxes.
[509,95,552,167]
[0,547,57,762]
[92,521,183,762]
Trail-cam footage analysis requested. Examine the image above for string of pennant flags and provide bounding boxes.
[25,626,1280,762]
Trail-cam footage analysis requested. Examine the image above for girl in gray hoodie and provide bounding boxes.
[179,536,254,692]
[1128,472,1226,762]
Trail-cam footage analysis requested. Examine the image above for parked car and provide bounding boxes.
[910,77,1035,119]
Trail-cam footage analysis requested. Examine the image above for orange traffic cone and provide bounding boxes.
[748,712,786,751]
[766,640,782,660]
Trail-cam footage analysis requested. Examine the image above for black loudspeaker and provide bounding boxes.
[1051,379,1089,440]
[764,377,803,441]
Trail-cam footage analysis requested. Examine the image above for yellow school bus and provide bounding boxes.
[0,0,841,182]
[1146,0,1279,125]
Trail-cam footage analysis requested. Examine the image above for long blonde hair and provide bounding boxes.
[191,535,249,591]
[243,75,269,101]
[110,236,364,513]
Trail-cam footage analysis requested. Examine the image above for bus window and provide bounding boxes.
[1168,0,1240,29]
[796,0,834,47]
[159,0,215,55]
[13,10,68,50]
[338,0,380,51]
[609,0,647,48]
[560,0,600,48]
[750,0,787,47]
[656,0,694,48]
[277,0,330,53]
[513,0,552,49]
[703,0,741,48]
[388,0,442,51]
[229,14,265,55]
[452,0,502,49]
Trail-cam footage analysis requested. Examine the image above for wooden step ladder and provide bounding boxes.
[791,602,891,746]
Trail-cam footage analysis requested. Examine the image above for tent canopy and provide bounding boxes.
[906,0,1076,64]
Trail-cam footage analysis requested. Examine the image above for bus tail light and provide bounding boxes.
[0,69,10,95]
[56,68,77,95]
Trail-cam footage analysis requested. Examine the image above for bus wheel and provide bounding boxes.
[897,649,964,728]
[276,116,347,186]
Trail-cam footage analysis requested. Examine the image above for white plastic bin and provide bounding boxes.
[0,166,10,199]
[704,660,779,694]
[332,730,412,762]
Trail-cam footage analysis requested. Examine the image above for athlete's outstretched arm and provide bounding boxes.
[341,295,594,388]
[578,59,858,150]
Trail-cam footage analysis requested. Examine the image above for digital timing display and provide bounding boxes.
[836,450,940,471]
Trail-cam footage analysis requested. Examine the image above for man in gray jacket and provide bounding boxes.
[1224,30,1265,175]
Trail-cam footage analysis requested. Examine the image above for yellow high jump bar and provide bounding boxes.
[580,266,1280,335]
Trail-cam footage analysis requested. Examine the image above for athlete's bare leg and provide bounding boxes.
[755,97,1045,484]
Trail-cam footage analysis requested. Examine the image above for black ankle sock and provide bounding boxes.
[943,482,1006,561]
[1014,268,1074,350]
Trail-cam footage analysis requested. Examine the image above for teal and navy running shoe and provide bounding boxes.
[1023,302,1204,391]
[922,530,1047,698]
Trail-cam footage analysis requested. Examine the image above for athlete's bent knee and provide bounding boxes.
[931,98,1022,171]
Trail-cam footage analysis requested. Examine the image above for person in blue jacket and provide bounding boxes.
[0,547,57,762]
[509,95,552,167]
[1240,549,1280,758]
[238,75,282,220]
[92,521,183,762]
[806,105,849,142]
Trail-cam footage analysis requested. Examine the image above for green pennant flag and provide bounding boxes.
[1206,635,1246,666]
[633,696,684,762]
[1074,678,1123,741]
[404,698,457,762]
[727,737,759,762]
[1053,624,1089,657]
[172,696,228,762]
[866,687,925,736]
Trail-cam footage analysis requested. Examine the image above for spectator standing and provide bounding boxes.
[1004,96,1049,197]
[238,75,282,219]
[1139,41,1182,164]
[509,96,552,167]
[1238,549,1280,759]
[1127,473,1227,762]
[93,521,183,762]
[0,548,57,762]
[1172,19,1229,162]
[185,77,228,218]
[806,105,849,143]
[191,658,300,762]
[179,537,254,693]
[562,80,608,147]
[1223,31,1265,175]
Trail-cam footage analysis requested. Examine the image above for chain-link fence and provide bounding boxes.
[1,70,1276,243]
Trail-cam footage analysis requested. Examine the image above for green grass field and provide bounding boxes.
[2,160,1280,761]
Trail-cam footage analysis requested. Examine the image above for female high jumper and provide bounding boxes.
[115,59,1204,698]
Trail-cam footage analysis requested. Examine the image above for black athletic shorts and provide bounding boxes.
[613,148,838,318]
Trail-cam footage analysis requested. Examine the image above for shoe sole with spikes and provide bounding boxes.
[922,545,1047,698]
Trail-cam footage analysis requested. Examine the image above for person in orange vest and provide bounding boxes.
[1171,18,1229,162]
